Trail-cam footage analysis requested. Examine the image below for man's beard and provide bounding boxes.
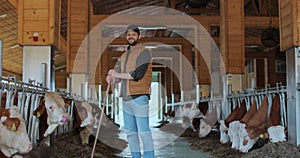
[127,38,138,46]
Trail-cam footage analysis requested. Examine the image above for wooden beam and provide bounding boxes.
[259,0,270,16]
[176,8,219,14]
[105,36,262,46]
[251,0,260,15]
[91,14,278,28]
[220,0,244,74]
[8,0,18,9]
[170,0,176,9]
[244,16,278,28]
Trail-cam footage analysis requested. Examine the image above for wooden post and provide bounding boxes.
[220,0,245,74]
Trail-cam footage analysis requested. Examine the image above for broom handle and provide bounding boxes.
[91,83,110,158]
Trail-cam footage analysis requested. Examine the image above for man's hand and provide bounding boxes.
[106,75,113,84]
[108,69,118,78]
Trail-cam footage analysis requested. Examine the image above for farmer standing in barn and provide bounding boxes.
[106,25,154,158]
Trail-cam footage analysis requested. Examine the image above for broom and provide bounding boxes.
[91,83,110,158]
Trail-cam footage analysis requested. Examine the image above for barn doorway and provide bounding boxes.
[149,71,163,127]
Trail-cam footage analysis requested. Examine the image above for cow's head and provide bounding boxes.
[176,103,200,119]
[238,123,258,153]
[267,125,286,143]
[219,120,229,144]
[0,106,32,157]
[198,107,217,137]
[80,101,96,127]
[40,92,70,137]
[198,119,212,137]
[228,121,240,149]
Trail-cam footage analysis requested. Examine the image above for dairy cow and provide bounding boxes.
[238,96,269,153]
[168,103,203,130]
[198,105,219,137]
[0,106,32,157]
[238,94,286,152]
[219,99,247,144]
[191,101,208,131]
[74,101,112,145]
[228,99,258,150]
[33,92,70,138]
[266,94,286,143]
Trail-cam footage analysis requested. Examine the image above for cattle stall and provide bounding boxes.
[0,77,91,147]
[163,82,287,130]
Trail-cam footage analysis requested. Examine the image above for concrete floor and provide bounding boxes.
[116,128,214,158]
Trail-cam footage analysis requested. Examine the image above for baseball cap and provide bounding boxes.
[126,25,140,35]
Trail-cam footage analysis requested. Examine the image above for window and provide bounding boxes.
[246,59,254,73]
[276,60,286,73]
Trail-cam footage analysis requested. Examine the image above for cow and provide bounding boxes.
[33,92,70,139]
[266,94,286,143]
[158,101,208,130]
[168,102,204,130]
[198,102,221,137]
[238,96,269,153]
[191,101,208,131]
[198,106,218,137]
[219,99,247,144]
[0,106,32,157]
[228,99,258,150]
[267,125,286,143]
[74,101,112,145]
[238,94,287,152]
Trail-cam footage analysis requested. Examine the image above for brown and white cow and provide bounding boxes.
[198,106,218,137]
[33,92,70,138]
[168,102,203,130]
[238,94,286,152]
[228,99,258,150]
[0,106,32,157]
[238,96,269,153]
[219,99,247,144]
[74,101,112,145]
[266,94,286,143]
[161,101,208,131]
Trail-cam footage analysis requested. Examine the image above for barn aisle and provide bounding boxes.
[116,128,214,158]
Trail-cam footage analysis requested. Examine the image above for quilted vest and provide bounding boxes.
[120,45,152,96]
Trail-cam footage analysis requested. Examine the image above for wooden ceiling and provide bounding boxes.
[0,0,279,80]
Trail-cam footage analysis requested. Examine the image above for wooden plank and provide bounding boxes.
[17,0,24,44]
[8,0,18,9]
[23,9,49,21]
[49,0,55,45]
[23,20,49,31]
[24,0,48,9]
[293,0,300,46]
[21,31,49,45]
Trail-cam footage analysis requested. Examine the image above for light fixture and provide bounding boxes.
[144,46,157,49]
[10,44,19,49]
[245,45,259,48]
[138,26,166,30]
[0,13,7,18]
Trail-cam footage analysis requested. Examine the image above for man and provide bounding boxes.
[106,25,154,158]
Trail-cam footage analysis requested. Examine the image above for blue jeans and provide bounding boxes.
[123,95,155,158]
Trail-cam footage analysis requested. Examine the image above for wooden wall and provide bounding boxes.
[67,0,89,73]
[279,0,300,51]
[18,0,60,46]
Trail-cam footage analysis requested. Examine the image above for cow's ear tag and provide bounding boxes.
[11,123,17,131]
[37,112,41,117]
[259,133,264,139]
